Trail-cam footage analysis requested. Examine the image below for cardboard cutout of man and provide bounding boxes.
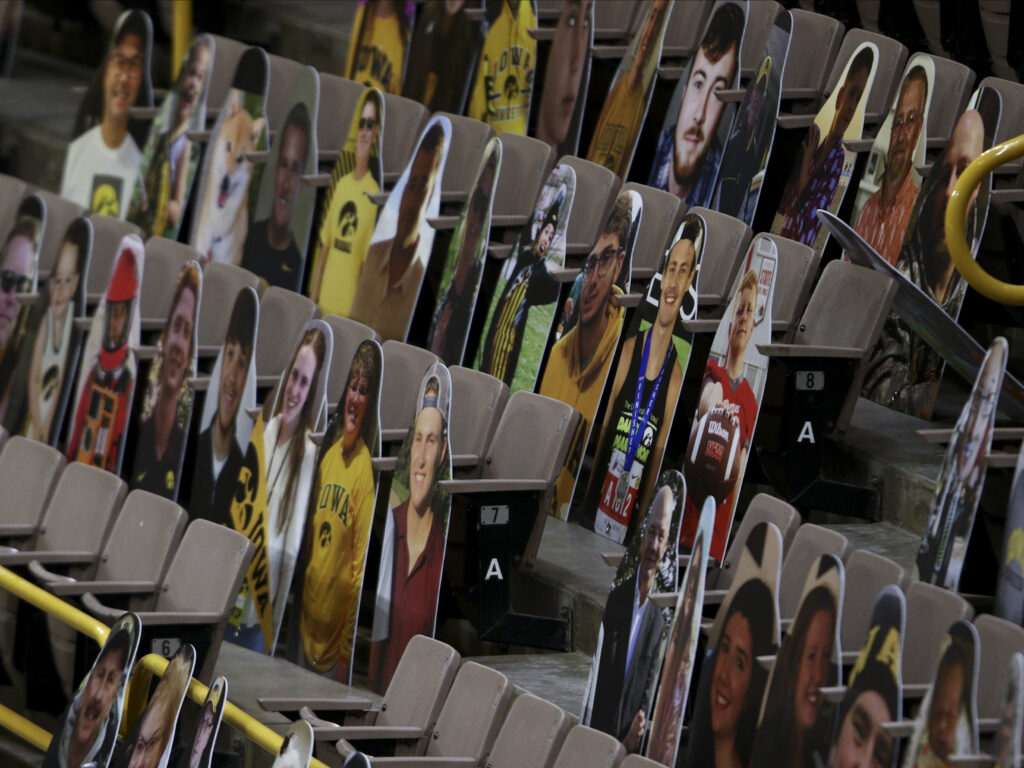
[345,0,411,95]
[467,0,537,135]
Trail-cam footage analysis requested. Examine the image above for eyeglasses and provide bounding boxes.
[893,112,921,131]
[583,247,621,279]
[0,269,30,294]
[358,117,378,131]
[109,52,143,81]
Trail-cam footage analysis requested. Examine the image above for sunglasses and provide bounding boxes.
[0,269,31,294]
[359,117,378,131]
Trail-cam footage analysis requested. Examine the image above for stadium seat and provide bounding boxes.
[33,191,86,279]
[825,29,908,126]
[924,55,976,151]
[255,286,318,386]
[550,725,625,768]
[448,366,509,471]
[976,77,1024,154]
[379,341,440,442]
[979,5,1011,77]
[84,212,144,304]
[557,156,621,257]
[490,132,555,231]
[140,237,200,331]
[0,426,7,456]
[381,93,430,187]
[739,1,783,80]
[482,692,570,768]
[317,73,364,162]
[662,0,712,59]
[903,581,974,692]
[592,0,642,44]
[839,550,906,659]
[911,0,944,57]
[767,234,818,335]
[620,755,665,768]
[197,261,262,354]
[0,437,65,542]
[322,314,381,414]
[784,10,845,101]
[0,173,27,240]
[82,518,255,682]
[973,614,1024,721]
[434,112,495,205]
[777,523,852,621]
[266,53,307,137]
[206,34,250,120]
[621,182,685,283]
[713,493,802,592]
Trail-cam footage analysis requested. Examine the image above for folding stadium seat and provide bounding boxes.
[84,212,143,304]
[480,692,571,768]
[756,260,898,518]
[911,0,945,57]
[322,314,380,415]
[255,286,318,387]
[712,493,802,592]
[333,661,514,765]
[490,133,555,231]
[434,113,495,206]
[318,73,364,164]
[266,53,308,140]
[448,365,509,470]
[620,182,684,285]
[839,549,906,661]
[621,756,664,768]
[683,207,753,330]
[197,261,262,355]
[856,0,881,32]
[923,56,976,152]
[556,156,621,257]
[205,35,250,124]
[0,437,65,543]
[974,614,1024,724]
[662,0,712,59]
[0,173,27,239]
[825,29,908,127]
[783,10,845,102]
[379,341,440,442]
[739,1,783,79]
[0,425,7,456]
[381,93,430,188]
[32,190,85,279]
[81,518,255,682]
[977,77,1024,154]
[260,634,460,748]
[442,392,579,647]
[550,725,625,768]
[777,523,852,622]
[768,234,818,335]
[902,581,973,693]
[592,0,644,44]
[140,237,201,331]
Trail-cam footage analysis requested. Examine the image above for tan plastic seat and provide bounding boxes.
[620,755,665,768]
[448,366,509,470]
[785,10,845,100]
[197,261,261,351]
[255,286,318,386]
[318,73,364,159]
[911,0,945,57]
[557,156,621,256]
[924,55,976,151]
[379,341,440,441]
[778,524,852,620]
[740,1,783,79]
[840,549,905,656]
[0,437,65,541]
[593,0,641,42]
[766,234,818,335]
[0,425,8,456]
[140,237,200,329]
[686,207,753,326]
[977,77,1024,151]
[266,53,307,136]
[551,725,625,768]
[0,173,27,241]
[491,133,555,230]
[33,190,86,278]
[903,581,974,689]
[974,614,1024,720]
[621,182,685,282]
[713,494,801,592]
[323,315,381,413]
[82,518,255,682]
[662,0,712,58]
[85,212,144,302]
[434,113,495,205]
[381,93,430,186]
[823,29,908,125]
[206,35,250,119]
[485,692,570,768]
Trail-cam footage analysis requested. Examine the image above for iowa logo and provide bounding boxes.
[90,175,123,218]
[339,200,358,237]
[503,75,519,101]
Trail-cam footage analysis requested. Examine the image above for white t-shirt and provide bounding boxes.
[60,126,142,220]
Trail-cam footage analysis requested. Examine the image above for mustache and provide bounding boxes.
[685,125,705,143]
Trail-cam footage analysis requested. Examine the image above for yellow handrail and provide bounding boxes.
[0,566,330,767]
[171,1,193,80]
[946,132,1024,305]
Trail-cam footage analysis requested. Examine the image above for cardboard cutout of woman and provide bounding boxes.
[175,676,226,768]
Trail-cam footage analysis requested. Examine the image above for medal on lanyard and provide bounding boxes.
[616,329,669,506]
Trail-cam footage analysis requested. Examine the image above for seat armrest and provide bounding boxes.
[758,654,776,671]
[601,552,623,567]
[549,267,580,283]
[777,113,816,129]
[132,611,223,625]
[451,453,479,468]
[371,456,399,473]
[188,375,211,392]
[648,593,677,609]
[618,293,643,308]
[364,758,478,768]
[714,88,746,103]
[82,593,123,622]
[902,683,929,699]
[781,87,819,100]
[51,580,158,597]
[187,129,212,143]
[381,428,408,443]
[703,589,727,605]
[259,696,373,713]
[440,478,549,494]
[565,242,592,257]
[301,173,331,189]
[491,214,530,229]
[129,106,160,119]
[427,215,460,231]
[0,523,37,538]
[488,243,514,260]
[368,192,390,205]
[27,560,74,585]
[243,150,269,164]
[978,717,1000,733]
[256,374,279,388]
[0,550,95,566]
[680,318,723,333]
[757,343,865,359]
[880,720,915,738]
[948,756,994,768]
[312,725,424,742]
[821,686,846,703]
[197,345,221,358]
[844,138,874,153]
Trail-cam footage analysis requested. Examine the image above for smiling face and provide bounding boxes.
[537,0,591,146]
[103,32,144,127]
[638,487,673,596]
[189,704,215,768]
[794,608,834,731]
[928,663,964,759]
[830,690,893,768]
[884,76,926,188]
[535,222,555,259]
[72,647,125,753]
[161,286,195,395]
[281,343,316,431]
[727,285,756,364]
[177,43,211,124]
[409,405,443,513]
[50,241,81,317]
[711,610,753,738]
[673,44,737,188]
[0,234,33,347]
[579,231,622,329]
[659,239,696,327]
[342,370,369,448]
[832,65,870,139]
[272,122,307,233]
[217,340,249,433]
[355,98,379,163]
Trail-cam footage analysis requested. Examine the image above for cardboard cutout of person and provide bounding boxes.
[587,215,703,544]
[467,0,537,135]
[533,0,593,156]
[42,613,140,768]
[127,36,213,240]
[63,10,152,219]
[299,340,383,683]
[65,236,144,475]
[309,87,384,317]
[475,164,574,391]
[190,48,269,267]
[271,721,313,768]
[349,116,451,342]
[649,1,746,207]
[345,0,413,95]
[175,676,226,768]
[402,0,484,113]
[992,654,1023,768]
[368,363,452,693]
[995,445,1024,625]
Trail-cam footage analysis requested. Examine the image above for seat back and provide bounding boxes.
[552,725,625,768]
[786,10,845,100]
[85,213,144,300]
[925,55,975,147]
[620,756,666,768]
[621,182,684,277]
[0,174,27,242]
[449,366,509,464]
[492,133,555,223]
[93,490,187,594]
[141,237,198,324]
[903,581,974,687]
[557,156,621,251]
[34,191,86,278]
[974,614,1024,719]
[381,93,430,183]
[765,234,818,335]
[265,53,307,134]
[663,1,712,57]
[740,1,782,78]
[715,493,801,591]
[380,341,440,434]
[688,208,753,316]
[778,524,851,619]
[198,261,261,348]
[206,35,250,116]
[377,635,461,731]
[977,77,1024,148]
[256,287,318,380]
[0,437,65,535]
[318,73,364,156]
[486,693,570,768]
[823,29,908,124]
[434,113,495,200]
[840,550,905,652]
[323,315,381,410]
[426,661,513,759]
[481,392,577,485]
[594,0,642,41]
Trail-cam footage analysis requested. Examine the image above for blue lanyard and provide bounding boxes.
[622,329,669,476]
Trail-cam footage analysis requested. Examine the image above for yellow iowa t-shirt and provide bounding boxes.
[467,0,537,135]
[346,5,406,95]
[317,171,380,317]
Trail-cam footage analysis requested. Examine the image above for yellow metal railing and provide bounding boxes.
[0,566,330,767]
[171,1,193,80]
[946,132,1024,305]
